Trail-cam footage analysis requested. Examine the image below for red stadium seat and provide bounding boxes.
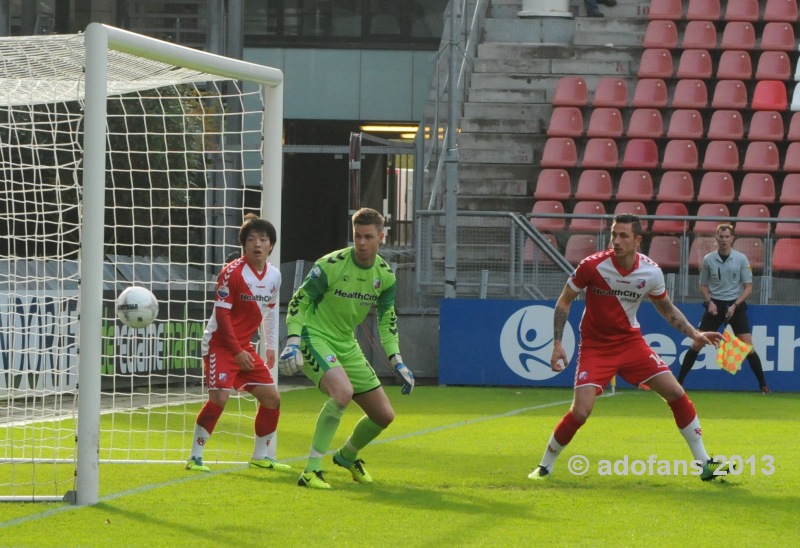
[759,22,796,51]
[792,82,800,111]
[694,203,731,234]
[671,79,708,109]
[648,235,683,270]
[782,142,800,172]
[547,107,585,137]
[614,201,649,230]
[667,109,705,139]
[733,237,767,272]
[637,49,674,79]
[771,238,800,274]
[682,21,717,49]
[565,234,602,266]
[592,77,629,108]
[626,108,663,138]
[686,0,721,20]
[524,232,560,266]
[662,139,699,170]
[575,170,613,201]
[724,0,759,22]
[616,171,654,201]
[735,204,772,236]
[781,174,800,204]
[787,113,800,140]
[530,200,566,232]
[677,49,713,79]
[657,171,694,203]
[747,111,785,141]
[751,80,787,111]
[633,79,669,108]
[652,202,690,234]
[742,141,781,172]
[643,20,679,49]
[586,108,624,138]
[706,109,744,139]
[689,236,720,270]
[581,138,618,169]
[534,169,572,200]
[621,138,660,169]
[716,50,752,80]
[738,173,776,203]
[552,76,589,107]
[569,201,607,234]
[775,205,800,236]
[711,80,748,109]
[755,51,792,80]
[764,0,799,22]
[648,0,683,20]
[540,137,578,168]
[720,22,756,50]
[702,140,739,171]
[697,172,735,203]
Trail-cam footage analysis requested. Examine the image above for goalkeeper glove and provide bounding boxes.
[390,354,415,395]
[278,336,303,376]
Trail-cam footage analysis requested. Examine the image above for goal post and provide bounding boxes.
[0,24,283,505]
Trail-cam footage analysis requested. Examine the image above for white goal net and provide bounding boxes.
[0,25,283,503]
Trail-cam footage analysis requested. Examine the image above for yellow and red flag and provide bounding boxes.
[716,327,752,374]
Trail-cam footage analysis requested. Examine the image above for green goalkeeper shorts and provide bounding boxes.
[300,335,381,395]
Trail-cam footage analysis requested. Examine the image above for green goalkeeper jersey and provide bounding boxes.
[286,246,400,357]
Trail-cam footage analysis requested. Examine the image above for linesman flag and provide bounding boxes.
[716,327,753,374]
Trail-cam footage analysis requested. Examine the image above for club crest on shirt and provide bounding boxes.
[217,285,230,299]
[636,279,646,289]
[310,266,321,279]
[325,355,337,363]
[373,278,381,290]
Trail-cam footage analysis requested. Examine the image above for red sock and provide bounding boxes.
[197,400,224,435]
[553,411,585,446]
[254,406,279,437]
[667,393,696,429]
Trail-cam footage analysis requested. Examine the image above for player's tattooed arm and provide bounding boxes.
[652,296,696,338]
[553,307,568,342]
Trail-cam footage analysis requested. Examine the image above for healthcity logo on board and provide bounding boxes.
[499,305,576,380]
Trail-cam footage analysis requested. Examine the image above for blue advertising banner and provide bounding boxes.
[439,299,800,392]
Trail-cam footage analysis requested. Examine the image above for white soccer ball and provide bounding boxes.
[116,286,159,329]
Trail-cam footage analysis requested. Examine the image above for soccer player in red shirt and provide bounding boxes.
[185,213,291,473]
[529,213,731,482]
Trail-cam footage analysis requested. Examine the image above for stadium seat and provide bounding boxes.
[643,20,679,49]
[540,137,578,168]
[524,232,560,266]
[759,22,795,51]
[565,234,601,266]
[723,0,759,22]
[755,51,791,81]
[733,237,766,272]
[667,109,705,139]
[742,141,781,171]
[671,79,708,109]
[677,49,713,79]
[776,205,800,236]
[547,107,585,137]
[702,140,739,171]
[763,0,799,22]
[648,235,683,270]
[621,138,660,169]
[626,108,663,138]
[534,169,572,200]
[747,111,784,141]
[782,142,800,171]
[771,238,800,274]
[738,173,776,203]
[633,79,669,108]
[791,83,800,112]
[648,0,683,20]
[614,201,649,230]
[616,171,654,201]
[720,22,756,50]
[552,76,589,107]
[657,171,694,203]
[711,79,748,109]
[686,0,721,20]
[735,204,772,236]
[569,201,607,234]
[581,138,618,169]
[592,77,629,108]
[697,172,735,203]
[652,202,690,234]
[751,80,788,111]
[661,139,699,170]
[682,21,717,50]
[780,174,800,206]
[575,169,613,201]
[787,113,800,140]
[716,50,752,80]
[693,203,730,234]
[689,236,719,270]
[586,107,624,138]
[637,49,673,79]
[530,200,566,232]
[706,109,744,139]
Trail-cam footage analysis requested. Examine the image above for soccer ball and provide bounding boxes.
[116,286,159,329]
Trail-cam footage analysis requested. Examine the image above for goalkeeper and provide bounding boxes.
[280,207,415,490]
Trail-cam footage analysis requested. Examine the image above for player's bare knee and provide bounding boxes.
[372,409,394,428]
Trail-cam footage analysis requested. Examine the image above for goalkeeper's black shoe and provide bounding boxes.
[297,470,331,489]
[528,465,551,481]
